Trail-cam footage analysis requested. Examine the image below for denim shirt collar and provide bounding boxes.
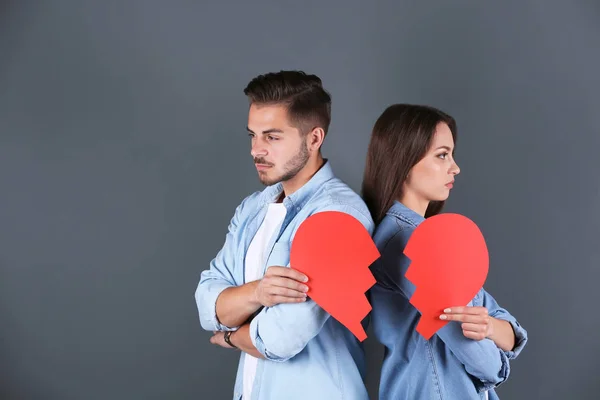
[260,160,334,212]
[386,200,425,227]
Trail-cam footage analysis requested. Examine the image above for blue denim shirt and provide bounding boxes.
[370,201,528,400]
[195,161,375,400]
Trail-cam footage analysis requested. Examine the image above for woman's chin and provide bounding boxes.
[433,193,450,201]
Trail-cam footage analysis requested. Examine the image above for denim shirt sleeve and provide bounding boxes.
[437,317,510,392]
[479,288,528,359]
[249,204,375,362]
[372,225,512,391]
[194,197,250,332]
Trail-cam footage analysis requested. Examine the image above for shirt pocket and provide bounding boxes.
[265,242,291,269]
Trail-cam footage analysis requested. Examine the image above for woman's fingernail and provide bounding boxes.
[439,314,448,320]
[444,308,452,313]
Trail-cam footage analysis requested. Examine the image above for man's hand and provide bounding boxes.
[210,331,235,349]
[253,266,309,307]
[215,266,308,328]
[440,306,493,340]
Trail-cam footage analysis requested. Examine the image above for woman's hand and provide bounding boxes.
[440,306,493,340]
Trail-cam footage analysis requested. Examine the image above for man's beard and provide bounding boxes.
[255,143,310,186]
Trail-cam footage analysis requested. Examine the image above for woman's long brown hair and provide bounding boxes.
[361,104,457,224]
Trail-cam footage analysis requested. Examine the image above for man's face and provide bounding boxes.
[247,103,310,186]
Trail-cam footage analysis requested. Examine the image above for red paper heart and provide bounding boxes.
[404,213,489,339]
[290,211,380,341]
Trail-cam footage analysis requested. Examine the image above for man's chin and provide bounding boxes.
[258,170,299,186]
[258,174,279,186]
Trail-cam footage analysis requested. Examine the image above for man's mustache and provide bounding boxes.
[254,158,274,166]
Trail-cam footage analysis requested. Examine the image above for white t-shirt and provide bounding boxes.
[242,203,287,400]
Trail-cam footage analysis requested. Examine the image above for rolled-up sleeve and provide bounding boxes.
[249,299,329,362]
[195,199,248,332]
[481,288,528,359]
[438,318,511,392]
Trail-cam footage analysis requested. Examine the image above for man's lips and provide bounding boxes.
[255,164,272,171]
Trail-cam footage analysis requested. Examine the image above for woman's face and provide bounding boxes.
[403,122,460,205]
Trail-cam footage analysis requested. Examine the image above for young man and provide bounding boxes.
[195,71,374,400]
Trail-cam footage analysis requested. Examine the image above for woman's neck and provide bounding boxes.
[399,192,429,217]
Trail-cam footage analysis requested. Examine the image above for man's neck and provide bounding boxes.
[281,155,325,199]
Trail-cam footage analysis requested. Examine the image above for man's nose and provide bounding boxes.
[251,139,267,158]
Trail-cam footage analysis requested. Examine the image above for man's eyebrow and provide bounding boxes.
[246,127,285,134]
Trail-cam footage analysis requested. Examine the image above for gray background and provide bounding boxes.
[1,1,598,399]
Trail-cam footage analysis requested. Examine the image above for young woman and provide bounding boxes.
[362,104,528,400]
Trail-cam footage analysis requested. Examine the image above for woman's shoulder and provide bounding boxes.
[373,214,416,250]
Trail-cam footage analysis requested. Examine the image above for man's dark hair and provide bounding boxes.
[243,70,332,135]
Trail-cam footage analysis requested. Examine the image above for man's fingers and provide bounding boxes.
[266,266,308,283]
[282,268,309,283]
[266,276,309,293]
[271,295,307,304]
[269,286,308,298]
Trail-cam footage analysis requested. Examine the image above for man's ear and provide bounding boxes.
[307,127,325,152]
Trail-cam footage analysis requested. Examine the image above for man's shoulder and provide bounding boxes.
[234,190,264,216]
[306,177,374,231]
